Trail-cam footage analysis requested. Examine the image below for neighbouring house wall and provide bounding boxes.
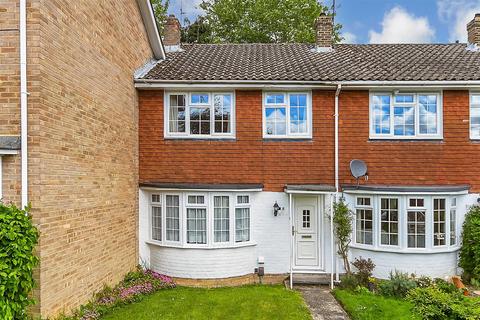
[339,90,480,192]
[27,1,153,317]
[139,90,335,192]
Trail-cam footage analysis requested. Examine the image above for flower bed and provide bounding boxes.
[58,267,175,320]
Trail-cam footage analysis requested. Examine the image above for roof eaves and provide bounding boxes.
[136,0,166,60]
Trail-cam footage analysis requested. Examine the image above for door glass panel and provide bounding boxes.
[302,210,311,228]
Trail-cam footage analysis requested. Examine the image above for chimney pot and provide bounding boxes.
[314,14,333,52]
[164,14,181,52]
[467,13,480,46]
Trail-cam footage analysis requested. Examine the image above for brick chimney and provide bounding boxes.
[467,14,480,46]
[164,14,181,52]
[314,13,333,52]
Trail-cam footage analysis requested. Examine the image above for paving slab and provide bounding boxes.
[296,285,349,320]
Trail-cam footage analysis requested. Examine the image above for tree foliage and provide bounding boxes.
[195,0,341,43]
[0,204,39,320]
[151,0,170,34]
[459,205,480,284]
[182,16,213,44]
[333,198,353,274]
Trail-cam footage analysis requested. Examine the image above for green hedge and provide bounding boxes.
[459,205,480,284]
[0,204,39,320]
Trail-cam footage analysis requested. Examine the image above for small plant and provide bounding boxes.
[379,270,417,298]
[0,203,39,320]
[333,198,353,274]
[459,205,480,285]
[433,278,459,295]
[352,257,375,287]
[408,286,480,320]
[413,275,433,288]
[339,274,359,290]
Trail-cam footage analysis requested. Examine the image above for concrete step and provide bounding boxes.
[292,273,332,285]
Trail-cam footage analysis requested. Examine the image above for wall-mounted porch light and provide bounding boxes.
[273,202,281,216]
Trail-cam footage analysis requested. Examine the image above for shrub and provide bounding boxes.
[63,266,175,320]
[379,271,417,298]
[414,275,434,288]
[339,274,359,290]
[352,257,375,287]
[433,278,459,295]
[0,203,39,320]
[459,205,480,284]
[408,286,480,320]
[333,198,353,274]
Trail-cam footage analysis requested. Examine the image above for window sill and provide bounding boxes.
[146,240,257,250]
[164,137,236,141]
[262,138,312,142]
[369,138,443,142]
[350,243,460,254]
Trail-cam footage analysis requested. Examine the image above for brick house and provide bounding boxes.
[137,14,480,287]
[1,0,164,317]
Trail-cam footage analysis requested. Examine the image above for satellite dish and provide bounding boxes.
[350,160,368,187]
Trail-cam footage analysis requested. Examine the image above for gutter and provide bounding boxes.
[20,0,28,208]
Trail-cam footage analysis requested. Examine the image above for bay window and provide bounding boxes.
[149,192,252,247]
[263,92,311,138]
[352,194,459,251]
[165,92,234,138]
[471,93,480,139]
[370,92,442,139]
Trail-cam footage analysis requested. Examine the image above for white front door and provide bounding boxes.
[294,196,319,267]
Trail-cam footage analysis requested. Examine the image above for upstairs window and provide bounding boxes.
[370,93,442,139]
[471,94,480,139]
[263,92,311,138]
[165,92,235,138]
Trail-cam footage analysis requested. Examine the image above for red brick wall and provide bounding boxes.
[339,90,480,192]
[139,90,335,192]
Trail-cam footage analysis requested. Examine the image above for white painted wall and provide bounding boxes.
[139,189,479,280]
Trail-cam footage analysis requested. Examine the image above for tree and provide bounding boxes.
[199,0,341,43]
[151,0,170,34]
[333,198,353,274]
[182,17,213,43]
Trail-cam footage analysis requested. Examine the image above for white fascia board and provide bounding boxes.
[140,187,263,192]
[136,0,166,60]
[0,150,19,155]
[342,189,469,196]
[284,190,335,195]
[135,79,480,90]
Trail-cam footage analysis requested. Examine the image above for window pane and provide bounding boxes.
[191,93,209,104]
[237,195,249,204]
[434,199,446,246]
[151,206,162,241]
[165,195,180,241]
[289,94,308,134]
[407,211,425,248]
[190,107,210,135]
[214,196,230,243]
[394,94,415,103]
[265,107,287,135]
[372,95,391,134]
[419,95,438,134]
[356,209,373,245]
[266,94,285,104]
[394,106,415,136]
[380,198,399,245]
[471,97,480,137]
[169,95,186,133]
[187,208,207,244]
[450,208,457,246]
[214,94,232,134]
[235,208,250,242]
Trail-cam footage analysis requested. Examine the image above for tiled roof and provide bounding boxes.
[141,43,480,82]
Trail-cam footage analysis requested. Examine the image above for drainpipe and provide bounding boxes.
[331,84,342,288]
[20,0,28,208]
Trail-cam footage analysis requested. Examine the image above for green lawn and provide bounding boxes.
[333,289,420,320]
[101,285,312,320]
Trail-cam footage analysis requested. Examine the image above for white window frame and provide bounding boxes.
[262,91,312,139]
[378,197,400,248]
[450,198,457,247]
[150,194,163,243]
[235,195,251,243]
[369,91,443,140]
[164,91,236,139]
[164,194,181,243]
[149,192,253,249]
[354,196,374,246]
[406,197,427,249]
[433,197,447,248]
[470,92,480,140]
[213,194,231,243]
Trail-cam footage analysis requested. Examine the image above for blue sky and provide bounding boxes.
[167,0,480,43]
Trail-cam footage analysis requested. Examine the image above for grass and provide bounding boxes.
[101,285,312,320]
[333,289,420,320]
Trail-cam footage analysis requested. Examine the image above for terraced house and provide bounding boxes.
[2,0,480,317]
[137,14,480,287]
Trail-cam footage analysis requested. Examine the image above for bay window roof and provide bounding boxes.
[342,184,470,194]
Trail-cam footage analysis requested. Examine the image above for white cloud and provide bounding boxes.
[437,0,480,42]
[170,0,204,23]
[368,6,436,44]
[341,32,357,44]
